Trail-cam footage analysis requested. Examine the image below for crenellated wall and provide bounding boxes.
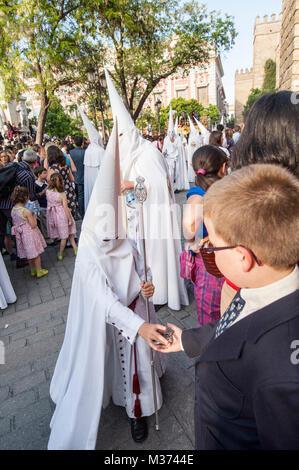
[253,14,281,89]
[279,0,299,90]
[235,13,281,123]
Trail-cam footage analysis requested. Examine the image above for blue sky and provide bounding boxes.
[196,0,283,105]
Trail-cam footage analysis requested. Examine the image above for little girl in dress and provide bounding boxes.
[46,173,77,261]
[11,186,48,278]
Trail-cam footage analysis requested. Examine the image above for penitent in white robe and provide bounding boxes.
[162,137,189,192]
[187,132,203,183]
[0,253,16,309]
[84,143,105,212]
[48,233,166,450]
[120,130,189,310]
[175,136,190,192]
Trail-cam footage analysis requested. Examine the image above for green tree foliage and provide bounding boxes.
[0,0,86,143]
[78,0,236,121]
[243,59,277,116]
[262,59,276,93]
[1,0,236,141]
[45,98,81,138]
[159,99,220,130]
[243,88,264,116]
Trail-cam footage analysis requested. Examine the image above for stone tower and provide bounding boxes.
[279,0,299,90]
[235,14,281,123]
[253,14,281,89]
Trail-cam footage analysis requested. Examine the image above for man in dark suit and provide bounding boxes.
[152,164,299,450]
[70,136,86,218]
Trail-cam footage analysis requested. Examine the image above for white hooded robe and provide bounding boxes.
[105,70,189,310]
[77,105,105,212]
[187,117,203,183]
[48,122,165,450]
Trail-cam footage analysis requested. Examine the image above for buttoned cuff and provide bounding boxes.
[107,300,145,345]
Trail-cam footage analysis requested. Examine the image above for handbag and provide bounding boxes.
[180,249,195,280]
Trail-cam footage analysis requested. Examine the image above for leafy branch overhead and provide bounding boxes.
[79,0,236,120]
[0,0,236,142]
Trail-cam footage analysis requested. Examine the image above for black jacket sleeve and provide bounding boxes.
[182,321,218,358]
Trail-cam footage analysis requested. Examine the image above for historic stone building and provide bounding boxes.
[235,0,299,123]
[278,0,299,90]
[147,49,227,121]
[235,13,281,123]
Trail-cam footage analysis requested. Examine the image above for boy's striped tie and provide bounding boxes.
[215,291,246,339]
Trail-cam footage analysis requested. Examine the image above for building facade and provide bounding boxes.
[235,13,281,123]
[147,51,227,119]
[235,0,299,123]
[279,0,299,90]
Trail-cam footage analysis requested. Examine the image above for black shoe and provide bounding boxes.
[130,417,148,443]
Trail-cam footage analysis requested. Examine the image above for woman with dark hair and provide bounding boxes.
[220,91,299,316]
[182,145,228,326]
[209,131,230,157]
[47,147,78,218]
[231,91,299,178]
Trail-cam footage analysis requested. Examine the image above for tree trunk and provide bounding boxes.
[36,91,49,145]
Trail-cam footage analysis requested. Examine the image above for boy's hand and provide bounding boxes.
[151,323,183,353]
[140,281,155,298]
[138,322,168,348]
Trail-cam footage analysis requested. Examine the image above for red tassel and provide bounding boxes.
[133,373,140,395]
[134,397,142,419]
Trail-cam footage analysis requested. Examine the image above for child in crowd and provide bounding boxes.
[46,173,77,261]
[182,145,228,326]
[34,166,52,244]
[154,164,299,450]
[11,186,48,278]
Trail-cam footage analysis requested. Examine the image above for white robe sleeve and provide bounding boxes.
[106,283,145,345]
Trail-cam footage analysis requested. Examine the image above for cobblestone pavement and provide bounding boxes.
[0,190,199,450]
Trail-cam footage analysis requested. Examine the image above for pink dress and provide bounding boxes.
[46,190,76,240]
[11,207,46,260]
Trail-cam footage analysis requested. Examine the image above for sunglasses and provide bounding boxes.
[202,239,262,266]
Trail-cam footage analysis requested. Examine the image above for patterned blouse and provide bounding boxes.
[49,164,78,218]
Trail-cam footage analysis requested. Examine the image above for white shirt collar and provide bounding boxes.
[238,265,299,320]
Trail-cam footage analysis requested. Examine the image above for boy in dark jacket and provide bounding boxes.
[153,164,299,450]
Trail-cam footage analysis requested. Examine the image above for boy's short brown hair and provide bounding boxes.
[204,164,299,268]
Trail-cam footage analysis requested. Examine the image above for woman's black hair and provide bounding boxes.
[55,149,67,167]
[231,91,299,178]
[47,145,60,167]
[209,131,223,147]
[192,145,228,191]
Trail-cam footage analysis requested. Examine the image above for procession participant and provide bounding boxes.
[162,107,179,190]
[187,117,203,183]
[174,116,189,192]
[194,116,210,146]
[48,121,167,450]
[0,250,16,309]
[77,104,105,212]
[104,69,189,311]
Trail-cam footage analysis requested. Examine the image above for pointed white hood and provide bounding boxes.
[188,116,198,136]
[81,118,140,305]
[104,68,135,135]
[82,119,123,241]
[77,104,103,147]
[77,104,105,168]
[104,68,150,180]
[168,106,175,137]
[194,116,210,145]
[174,116,179,135]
